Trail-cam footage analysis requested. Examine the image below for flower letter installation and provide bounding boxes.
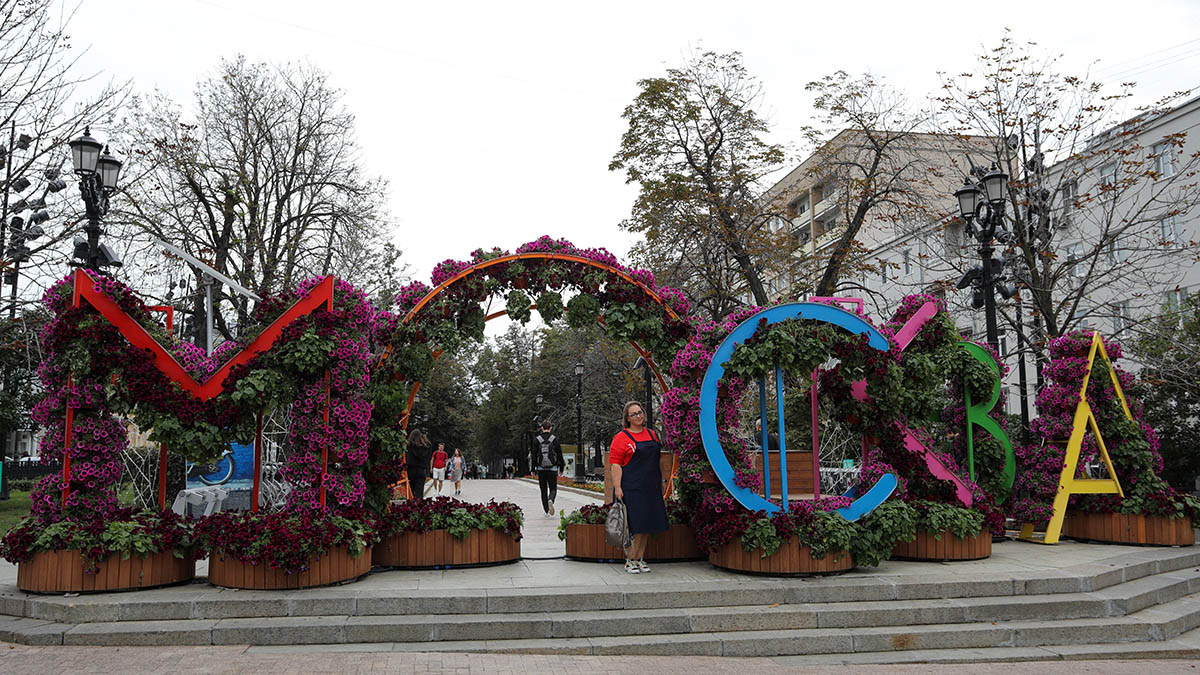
[1018,332,1125,544]
[959,341,1016,499]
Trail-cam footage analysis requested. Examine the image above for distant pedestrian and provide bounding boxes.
[609,400,668,574]
[450,448,465,496]
[431,442,449,495]
[531,420,565,516]
[405,430,432,500]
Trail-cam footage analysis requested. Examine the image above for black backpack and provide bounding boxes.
[536,434,556,469]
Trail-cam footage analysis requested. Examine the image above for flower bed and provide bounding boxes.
[373,497,522,568]
[1012,331,1200,540]
[563,522,700,562]
[891,529,991,561]
[195,510,375,586]
[558,501,700,562]
[709,538,853,575]
[888,500,991,562]
[208,545,371,590]
[17,548,195,593]
[1063,511,1196,547]
[2,507,199,592]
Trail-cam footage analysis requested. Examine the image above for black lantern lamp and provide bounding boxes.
[96,147,122,193]
[955,179,981,220]
[982,166,1007,204]
[69,128,102,175]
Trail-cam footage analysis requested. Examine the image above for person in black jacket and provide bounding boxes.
[531,420,565,516]
[405,429,433,500]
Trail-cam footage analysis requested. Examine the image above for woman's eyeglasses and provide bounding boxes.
[629,410,645,417]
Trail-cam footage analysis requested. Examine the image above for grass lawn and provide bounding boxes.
[0,491,31,535]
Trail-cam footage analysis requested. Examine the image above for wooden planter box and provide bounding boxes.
[17,549,195,593]
[208,545,371,590]
[1063,511,1195,546]
[891,528,992,561]
[708,537,853,575]
[372,528,520,568]
[564,523,702,562]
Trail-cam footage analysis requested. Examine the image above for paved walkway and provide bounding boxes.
[423,477,603,558]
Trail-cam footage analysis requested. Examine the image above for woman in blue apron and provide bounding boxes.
[609,400,669,573]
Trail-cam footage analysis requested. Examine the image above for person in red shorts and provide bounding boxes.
[609,400,669,574]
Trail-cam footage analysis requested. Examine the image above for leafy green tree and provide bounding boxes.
[610,50,789,316]
[1131,295,1200,490]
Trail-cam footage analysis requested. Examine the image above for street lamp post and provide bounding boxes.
[68,127,122,274]
[954,166,1016,351]
[574,362,584,481]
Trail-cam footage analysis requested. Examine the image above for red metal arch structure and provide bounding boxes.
[388,252,680,500]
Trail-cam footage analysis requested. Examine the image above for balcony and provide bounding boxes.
[812,189,840,220]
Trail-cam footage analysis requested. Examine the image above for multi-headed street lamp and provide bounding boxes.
[68,128,122,273]
[954,165,1016,350]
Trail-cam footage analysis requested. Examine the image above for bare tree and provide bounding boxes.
[0,0,125,454]
[932,32,1200,368]
[787,72,941,298]
[610,50,790,315]
[116,56,391,343]
[0,0,126,302]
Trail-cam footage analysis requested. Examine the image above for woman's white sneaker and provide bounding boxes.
[624,560,641,574]
[635,560,650,573]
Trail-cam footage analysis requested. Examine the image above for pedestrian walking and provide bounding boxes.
[531,420,565,516]
[430,443,449,495]
[609,400,669,574]
[405,429,432,500]
[450,448,465,496]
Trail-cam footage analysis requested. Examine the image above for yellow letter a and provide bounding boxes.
[1020,332,1129,544]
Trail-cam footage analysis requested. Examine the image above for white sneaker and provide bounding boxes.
[548,500,555,516]
[624,560,642,574]
[636,560,650,573]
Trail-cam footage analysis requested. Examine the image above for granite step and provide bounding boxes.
[4,578,1200,650]
[6,546,1199,625]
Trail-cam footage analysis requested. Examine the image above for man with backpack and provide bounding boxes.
[531,420,565,516]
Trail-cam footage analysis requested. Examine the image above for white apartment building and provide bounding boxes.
[761,93,1200,414]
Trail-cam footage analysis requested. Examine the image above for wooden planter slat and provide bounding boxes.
[708,537,853,575]
[891,528,992,562]
[1063,511,1195,546]
[17,549,195,594]
[372,529,520,568]
[563,523,702,562]
[207,545,371,590]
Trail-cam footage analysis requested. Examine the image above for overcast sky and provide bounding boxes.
[70,0,1200,286]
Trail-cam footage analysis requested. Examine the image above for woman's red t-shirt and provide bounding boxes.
[608,428,657,466]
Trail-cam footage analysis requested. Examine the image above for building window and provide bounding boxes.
[1068,243,1086,279]
[1105,237,1126,265]
[1112,301,1133,333]
[903,248,912,275]
[1159,215,1182,246]
[1060,180,1078,210]
[879,258,889,284]
[1152,141,1177,178]
[1098,162,1117,198]
[1165,287,1188,312]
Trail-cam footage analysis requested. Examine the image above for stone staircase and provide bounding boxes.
[3,547,1200,664]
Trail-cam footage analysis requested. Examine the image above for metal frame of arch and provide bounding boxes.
[384,252,680,500]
